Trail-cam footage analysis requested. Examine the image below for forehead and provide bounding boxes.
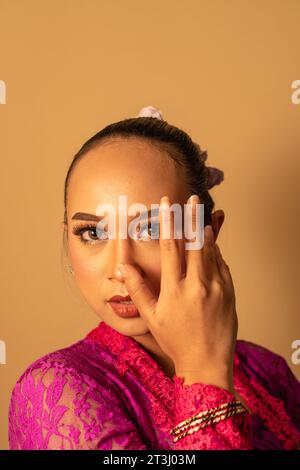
[67,137,189,217]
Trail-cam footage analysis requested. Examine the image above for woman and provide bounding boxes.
[8,106,300,450]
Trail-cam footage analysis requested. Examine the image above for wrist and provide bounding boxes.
[175,362,235,393]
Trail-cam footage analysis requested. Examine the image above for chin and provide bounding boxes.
[99,312,151,337]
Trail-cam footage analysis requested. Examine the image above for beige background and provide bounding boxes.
[1,0,300,450]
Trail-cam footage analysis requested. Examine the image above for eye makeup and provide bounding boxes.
[72,220,160,245]
[72,223,100,245]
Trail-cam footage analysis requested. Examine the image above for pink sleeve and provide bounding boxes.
[172,376,253,450]
[273,354,300,430]
[8,362,148,450]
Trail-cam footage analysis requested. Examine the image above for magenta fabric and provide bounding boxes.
[8,320,300,450]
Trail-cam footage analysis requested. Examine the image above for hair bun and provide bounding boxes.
[136,106,224,191]
[136,106,163,120]
[206,166,224,190]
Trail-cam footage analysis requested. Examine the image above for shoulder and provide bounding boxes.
[236,338,284,365]
[235,339,300,432]
[8,339,139,450]
[9,337,127,425]
[236,339,299,392]
[10,336,116,398]
[236,338,290,373]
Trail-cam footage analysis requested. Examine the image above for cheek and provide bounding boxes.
[68,240,104,279]
[68,239,84,272]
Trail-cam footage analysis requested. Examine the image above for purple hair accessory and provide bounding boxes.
[136,106,163,120]
[206,166,224,190]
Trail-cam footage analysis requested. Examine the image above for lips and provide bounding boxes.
[108,295,132,303]
[107,295,140,318]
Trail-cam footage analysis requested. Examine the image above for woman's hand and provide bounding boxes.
[117,194,238,392]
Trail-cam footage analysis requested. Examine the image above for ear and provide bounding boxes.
[61,221,67,231]
[210,210,225,242]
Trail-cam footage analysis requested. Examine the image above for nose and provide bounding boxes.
[107,238,144,281]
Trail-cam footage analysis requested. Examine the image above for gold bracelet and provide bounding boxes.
[172,407,246,443]
[171,402,245,436]
[171,402,244,437]
[171,400,244,434]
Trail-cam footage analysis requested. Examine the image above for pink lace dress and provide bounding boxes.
[8,320,300,450]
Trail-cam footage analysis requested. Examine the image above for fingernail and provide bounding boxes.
[116,264,129,277]
[160,196,170,210]
[189,194,199,205]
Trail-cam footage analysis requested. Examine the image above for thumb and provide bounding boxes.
[116,263,157,323]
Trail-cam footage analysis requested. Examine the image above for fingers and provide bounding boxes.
[116,263,157,324]
[202,225,217,275]
[185,194,224,283]
[214,243,233,285]
[159,196,184,290]
[185,195,205,280]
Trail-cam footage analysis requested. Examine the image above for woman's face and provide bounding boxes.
[63,137,193,337]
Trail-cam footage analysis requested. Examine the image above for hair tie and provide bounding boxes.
[136,106,224,190]
[206,166,224,190]
[136,105,163,120]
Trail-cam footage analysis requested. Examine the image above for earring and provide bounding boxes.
[68,264,74,275]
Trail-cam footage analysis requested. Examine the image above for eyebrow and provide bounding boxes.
[71,207,160,222]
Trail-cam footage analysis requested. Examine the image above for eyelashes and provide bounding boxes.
[72,223,101,245]
[72,222,160,245]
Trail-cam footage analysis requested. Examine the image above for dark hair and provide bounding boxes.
[63,116,215,223]
[61,117,217,268]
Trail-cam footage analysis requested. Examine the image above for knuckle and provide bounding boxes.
[206,250,216,264]
[127,278,144,296]
[127,283,140,298]
[211,278,224,295]
[211,279,226,301]
[191,281,209,299]
[160,238,174,251]
[167,282,180,296]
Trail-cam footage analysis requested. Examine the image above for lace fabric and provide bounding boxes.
[8,321,300,450]
[8,353,150,450]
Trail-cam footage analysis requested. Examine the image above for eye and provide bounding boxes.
[136,222,160,241]
[72,223,108,245]
[72,222,161,244]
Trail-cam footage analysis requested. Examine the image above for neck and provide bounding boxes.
[132,332,175,379]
